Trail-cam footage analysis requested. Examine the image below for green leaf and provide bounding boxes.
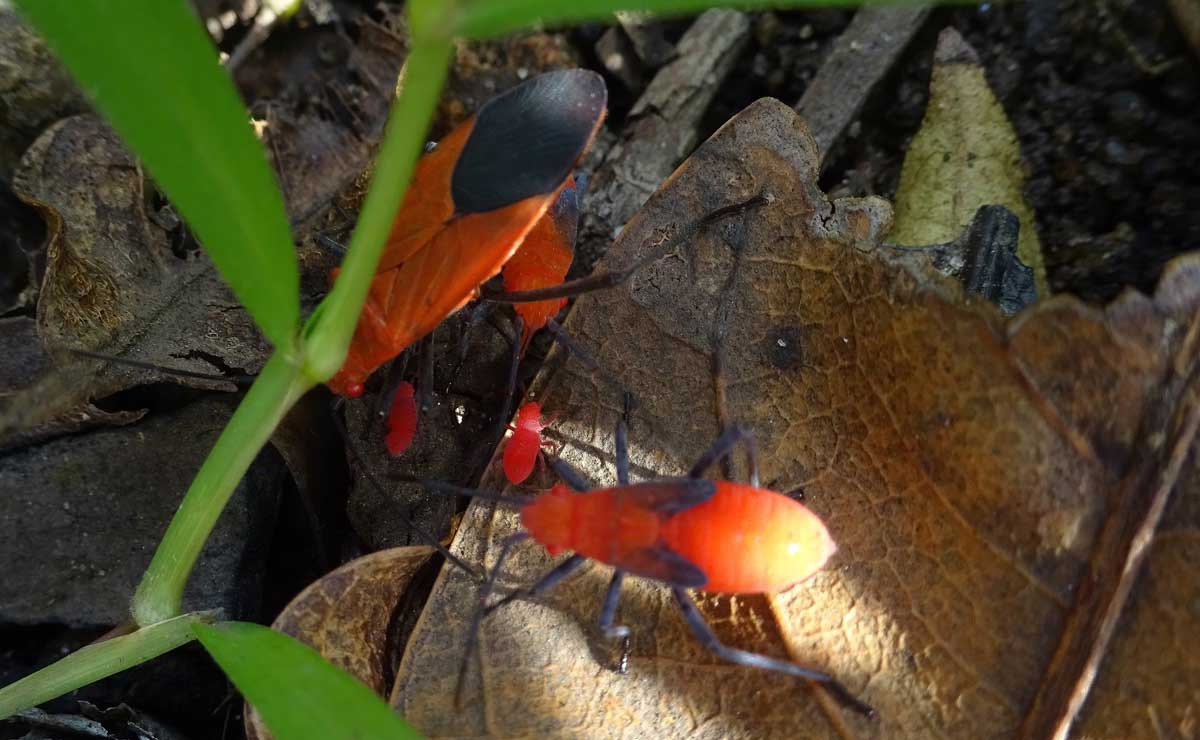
[195,622,422,740]
[456,0,930,38]
[302,35,453,383]
[15,0,300,351]
[0,612,215,720]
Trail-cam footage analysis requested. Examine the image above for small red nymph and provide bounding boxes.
[385,381,418,456]
[503,402,556,484]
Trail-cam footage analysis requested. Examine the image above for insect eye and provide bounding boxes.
[347,383,364,398]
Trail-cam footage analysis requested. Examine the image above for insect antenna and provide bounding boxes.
[480,193,768,304]
[328,402,485,581]
[66,348,255,386]
[418,479,535,508]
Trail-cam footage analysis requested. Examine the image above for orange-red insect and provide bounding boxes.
[385,380,417,456]
[428,419,874,718]
[500,175,583,354]
[328,70,607,397]
[502,401,557,484]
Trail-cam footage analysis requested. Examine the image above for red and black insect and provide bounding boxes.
[425,410,874,718]
[327,69,607,398]
[500,174,584,355]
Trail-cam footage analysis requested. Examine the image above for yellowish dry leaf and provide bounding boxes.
[391,97,1200,739]
[246,546,433,740]
[889,28,1049,298]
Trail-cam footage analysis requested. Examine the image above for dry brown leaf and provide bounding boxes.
[389,97,1200,739]
[245,546,434,740]
[3,114,271,437]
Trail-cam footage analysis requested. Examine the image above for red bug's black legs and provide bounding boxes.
[615,419,630,487]
[688,425,760,487]
[417,330,436,415]
[670,588,875,719]
[371,350,411,433]
[493,315,525,444]
[480,194,769,305]
[329,408,485,581]
[420,479,535,507]
[596,570,631,673]
[482,553,588,617]
[544,319,632,400]
[447,301,498,393]
[549,456,596,492]
[460,552,588,702]
[457,531,532,707]
[543,319,600,373]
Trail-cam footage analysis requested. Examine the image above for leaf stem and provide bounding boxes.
[132,354,311,626]
[0,612,216,720]
[302,32,454,382]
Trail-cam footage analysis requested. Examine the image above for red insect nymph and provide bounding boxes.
[502,401,555,485]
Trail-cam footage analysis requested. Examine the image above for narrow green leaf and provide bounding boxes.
[0,613,215,720]
[134,353,310,625]
[456,0,931,38]
[302,35,453,383]
[195,622,422,740]
[15,0,300,351]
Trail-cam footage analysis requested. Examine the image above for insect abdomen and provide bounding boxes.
[660,482,836,594]
[503,429,540,484]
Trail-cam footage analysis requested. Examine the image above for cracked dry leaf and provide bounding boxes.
[392,97,1200,739]
[889,28,1049,299]
[246,546,433,740]
[4,114,271,436]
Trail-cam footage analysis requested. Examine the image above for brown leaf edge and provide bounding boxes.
[1018,256,1200,739]
[245,546,433,740]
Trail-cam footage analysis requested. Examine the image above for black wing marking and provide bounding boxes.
[621,545,708,588]
[451,69,607,215]
[618,479,717,515]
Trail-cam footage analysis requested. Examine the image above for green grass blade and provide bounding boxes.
[133,353,311,625]
[195,622,422,740]
[457,0,930,37]
[302,33,453,382]
[0,613,215,720]
[15,0,301,351]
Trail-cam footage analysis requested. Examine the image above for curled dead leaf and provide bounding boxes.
[391,97,1200,739]
[3,115,271,438]
[245,546,433,740]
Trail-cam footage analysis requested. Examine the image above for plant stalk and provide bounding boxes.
[132,354,311,626]
[302,32,453,382]
[0,612,216,720]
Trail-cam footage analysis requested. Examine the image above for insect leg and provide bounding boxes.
[549,456,597,492]
[329,409,484,581]
[616,416,629,487]
[446,301,498,393]
[66,348,255,386]
[417,329,436,415]
[481,194,768,304]
[457,550,588,706]
[493,315,524,447]
[457,531,531,707]
[597,570,631,673]
[688,425,760,487]
[671,588,875,719]
[371,350,411,434]
[544,319,632,400]
[483,554,588,617]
